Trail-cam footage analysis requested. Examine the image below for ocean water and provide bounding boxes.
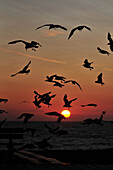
[1,121,113,150]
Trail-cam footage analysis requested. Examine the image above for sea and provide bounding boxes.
[1,121,113,151]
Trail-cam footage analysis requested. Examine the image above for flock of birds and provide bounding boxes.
[0,23,112,150]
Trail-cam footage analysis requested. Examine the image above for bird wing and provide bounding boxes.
[84,26,91,31]
[64,80,71,84]
[97,73,102,81]
[22,61,31,71]
[55,25,67,30]
[35,24,52,30]
[44,124,51,131]
[72,81,82,91]
[17,113,25,119]
[31,41,42,47]
[69,98,77,104]
[8,40,27,45]
[63,94,68,103]
[68,27,78,39]
[108,32,112,42]
[84,59,88,64]
[97,47,101,52]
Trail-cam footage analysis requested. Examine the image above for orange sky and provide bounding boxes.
[0,0,113,121]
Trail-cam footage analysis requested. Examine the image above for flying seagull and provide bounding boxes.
[36,24,67,31]
[64,80,82,91]
[0,98,8,103]
[81,103,97,107]
[95,73,104,86]
[83,59,93,71]
[8,40,42,51]
[45,111,66,124]
[97,47,110,56]
[63,94,77,108]
[52,81,64,88]
[17,113,34,124]
[68,25,91,40]
[45,74,57,82]
[107,32,113,52]
[11,61,31,77]
[54,75,66,82]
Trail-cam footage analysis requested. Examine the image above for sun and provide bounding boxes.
[61,110,71,118]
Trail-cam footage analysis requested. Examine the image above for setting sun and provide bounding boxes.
[61,110,71,118]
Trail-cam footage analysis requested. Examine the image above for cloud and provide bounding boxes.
[0,48,66,64]
[42,30,65,37]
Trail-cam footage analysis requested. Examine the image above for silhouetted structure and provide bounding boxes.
[17,113,34,124]
[36,24,67,31]
[64,80,82,91]
[107,32,113,52]
[11,61,31,77]
[83,59,93,71]
[0,98,8,103]
[97,47,110,56]
[81,103,97,107]
[63,94,77,108]
[45,111,66,124]
[68,25,91,39]
[8,40,42,51]
[95,73,104,86]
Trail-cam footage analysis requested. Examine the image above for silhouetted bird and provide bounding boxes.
[34,91,52,99]
[8,40,42,51]
[107,32,113,52]
[45,75,57,82]
[95,73,104,86]
[64,80,82,91]
[33,94,44,108]
[11,61,31,77]
[68,25,91,39]
[17,113,34,124]
[63,94,77,108]
[0,98,8,103]
[81,103,97,107]
[35,136,53,150]
[36,24,67,31]
[0,110,8,114]
[97,47,110,56]
[43,94,56,107]
[0,118,7,128]
[44,124,60,134]
[52,81,64,88]
[54,75,66,82]
[45,111,66,124]
[83,59,93,71]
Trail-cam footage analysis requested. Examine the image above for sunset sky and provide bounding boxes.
[0,0,113,121]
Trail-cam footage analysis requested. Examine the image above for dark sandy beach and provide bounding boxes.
[0,149,113,170]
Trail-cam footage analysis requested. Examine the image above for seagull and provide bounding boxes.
[64,80,82,91]
[0,98,8,103]
[107,32,113,52]
[83,59,93,71]
[33,94,44,108]
[11,61,31,77]
[43,94,56,107]
[17,113,34,124]
[54,75,66,82]
[8,40,42,51]
[0,110,8,114]
[63,94,77,108]
[45,111,66,124]
[95,73,104,86]
[36,24,67,31]
[68,25,91,39]
[52,81,64,88]
[97,47,110,56]
[45,74,57,82]
[81,103,97,107]
[34,90,52,99]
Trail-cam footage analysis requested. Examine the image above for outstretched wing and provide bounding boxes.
[22,61,31,71]
[45,111,60,117]
[72,81,82,91]
[31,41,42,47]
[108,32,112,42]
[97,47,101,52]
[17,113,25,119]
[68,27,78,39]
[63,94,68,104]
[55,25,67,31]
[69,98,78,104]
[84,26,91,31]
[8,40,27,45]
[35,24,52,30]
[97,73,102,81]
